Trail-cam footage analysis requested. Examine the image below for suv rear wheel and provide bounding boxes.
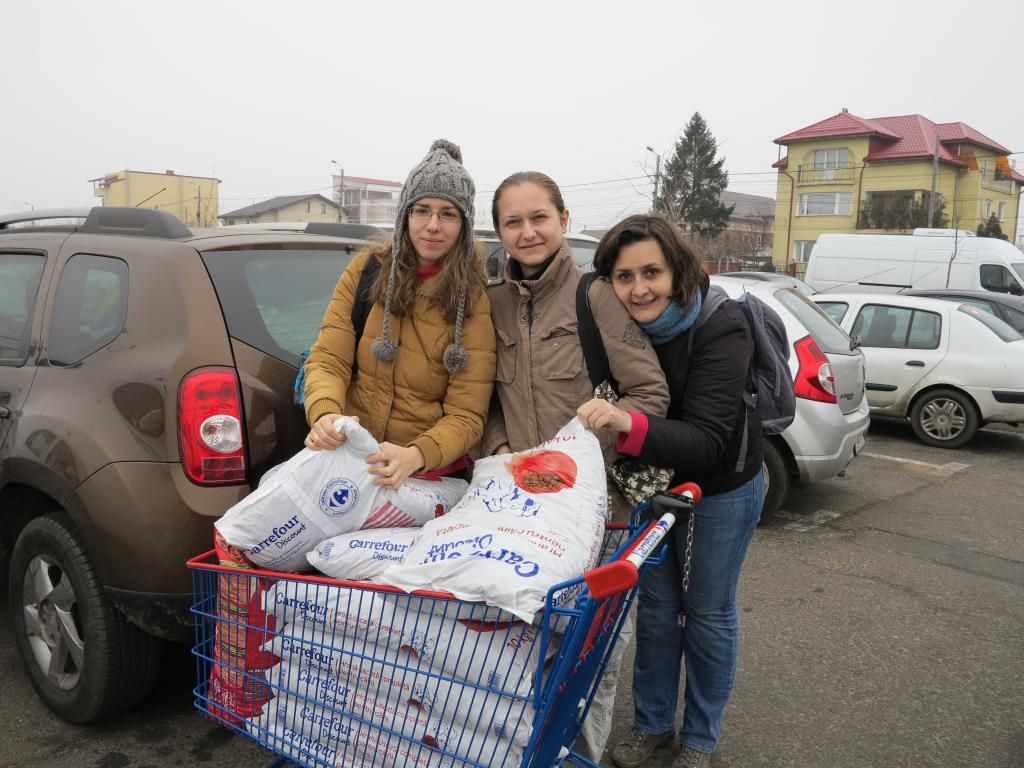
[9,514,161,723]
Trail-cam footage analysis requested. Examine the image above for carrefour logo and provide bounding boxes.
[320,478,359,517]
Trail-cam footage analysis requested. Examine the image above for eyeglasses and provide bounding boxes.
[409,205,461,224]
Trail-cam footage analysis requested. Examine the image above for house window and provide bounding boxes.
[813,148,850,169]
[793,241,815,263]
[799,192,852,216]
[998,202,1006,221]
[305,201,311,213]
[320,203,326,214]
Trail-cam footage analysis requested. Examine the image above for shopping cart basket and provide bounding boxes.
[189,484,701,768]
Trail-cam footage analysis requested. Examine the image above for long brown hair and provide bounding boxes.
[593,214,705,307]
[368,228,486,323]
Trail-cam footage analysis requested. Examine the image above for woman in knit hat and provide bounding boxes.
[303,139,496,489]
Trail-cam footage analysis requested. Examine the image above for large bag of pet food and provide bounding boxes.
[262,595,547,699]
[307,527,420,580]
[380,418,607,622]
[215,417,468,571]
[251,686,518,768]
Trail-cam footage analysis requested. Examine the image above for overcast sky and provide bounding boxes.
[4,0,1023,234]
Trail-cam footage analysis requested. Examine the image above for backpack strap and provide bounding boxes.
[350,255,381,364]
[685,285,753,473]
[576,272,616,392]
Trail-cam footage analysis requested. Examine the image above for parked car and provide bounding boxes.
[902,289,1024,333]
[220,221,388,240]
[716,271,818,296]
[710,276,869,518]
[482,232,601,281]
[812,293,1024,447]
[0,206,367,722]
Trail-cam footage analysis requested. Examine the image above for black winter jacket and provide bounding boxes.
[634,282,763,497]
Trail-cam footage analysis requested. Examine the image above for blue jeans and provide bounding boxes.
[632,470,765,753]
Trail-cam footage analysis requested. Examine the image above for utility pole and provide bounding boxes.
[646,146,662,214]
[332,160,345,222]
[927,135,940,227]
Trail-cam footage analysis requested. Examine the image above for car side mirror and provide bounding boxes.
[850,334,862,351]
[1009,283,1024,297]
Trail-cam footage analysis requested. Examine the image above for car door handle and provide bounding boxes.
[905,360,925,367]
[0,405,10,418]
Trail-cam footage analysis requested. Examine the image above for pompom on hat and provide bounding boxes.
[372,139,476,373]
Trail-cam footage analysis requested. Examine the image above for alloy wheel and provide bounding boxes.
[21,554,85,691]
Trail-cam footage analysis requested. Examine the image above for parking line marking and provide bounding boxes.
[777,509,841,532]
[862,452,970,475]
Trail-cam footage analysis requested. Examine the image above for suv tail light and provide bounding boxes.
[793,335,837,404]
[178,367,248,485]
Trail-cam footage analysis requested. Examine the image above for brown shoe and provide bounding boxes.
[672,744,712,767]
[610,728,676,768]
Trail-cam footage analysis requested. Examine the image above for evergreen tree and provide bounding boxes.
[655,112,734,236]
[976,214,1008,240]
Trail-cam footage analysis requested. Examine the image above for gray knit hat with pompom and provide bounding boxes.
[372,138,476,373]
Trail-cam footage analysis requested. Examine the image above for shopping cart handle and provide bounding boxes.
[585,514,676,599]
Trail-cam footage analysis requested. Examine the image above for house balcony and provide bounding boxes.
[796,164,855,185]
[981,170,1013,194]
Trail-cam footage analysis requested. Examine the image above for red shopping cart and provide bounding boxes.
[189,484,701,768]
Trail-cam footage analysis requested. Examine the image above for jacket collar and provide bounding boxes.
[503,242,578,302]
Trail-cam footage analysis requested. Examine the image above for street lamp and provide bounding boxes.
[331,160,345,223]
[645,146,662,215]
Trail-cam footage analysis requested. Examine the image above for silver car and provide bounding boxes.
[711,276,870,518]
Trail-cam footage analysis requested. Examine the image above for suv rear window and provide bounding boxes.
[772,288,854,354]
[201,248,357,366]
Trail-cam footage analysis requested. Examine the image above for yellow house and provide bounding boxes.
[771,110,1024,275]
[218,194,341,226]
[89,169,221,227]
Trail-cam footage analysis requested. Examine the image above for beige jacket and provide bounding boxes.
[483,244,669,461]
[304,250,496,470]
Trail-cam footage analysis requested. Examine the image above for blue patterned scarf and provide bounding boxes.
[639,291,702,346]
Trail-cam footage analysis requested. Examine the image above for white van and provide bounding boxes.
[805,232,1024,296]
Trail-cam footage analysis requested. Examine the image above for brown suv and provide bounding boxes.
[0,207,363,722]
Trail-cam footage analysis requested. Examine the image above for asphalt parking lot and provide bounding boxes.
[2,421,1022,768]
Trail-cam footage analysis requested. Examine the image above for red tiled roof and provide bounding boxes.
[772,156,788,170]
[864,114,967,167]
[935,122,1011,154]
[775,111,1021,174]
[774,112,902,144]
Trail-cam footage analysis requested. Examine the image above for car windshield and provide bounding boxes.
[957,304,1023,342]
[774,290,853,353]
[1012,263,1024,281]
[812,300,849,325]
[567,239,598,271]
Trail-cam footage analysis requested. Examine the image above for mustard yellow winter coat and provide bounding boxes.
[304,250,496,470]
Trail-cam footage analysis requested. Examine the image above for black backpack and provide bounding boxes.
[575,274,795,471]
[293,257,381,406]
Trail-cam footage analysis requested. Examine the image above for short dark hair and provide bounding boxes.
[593,214,704,305]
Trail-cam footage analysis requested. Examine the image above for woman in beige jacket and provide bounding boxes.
[304,140,495,488]
[485,171,669,762]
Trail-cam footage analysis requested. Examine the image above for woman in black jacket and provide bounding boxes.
[577,214,765,768]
